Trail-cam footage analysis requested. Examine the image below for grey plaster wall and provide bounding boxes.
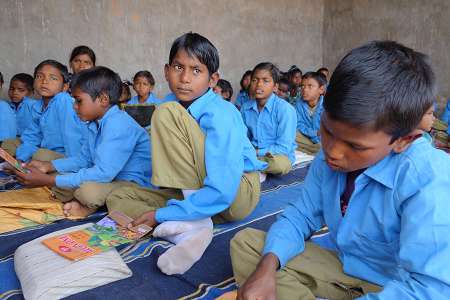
[323,0,450,113]
[0,0,324,99]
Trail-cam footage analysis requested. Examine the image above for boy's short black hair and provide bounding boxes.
[240,70,252,91]
[317,67,329,74]
[288,65,302,78]
[10,73,34,90]
[34,60,70,83]
[71,66,122,106]
[278,77,291,88]
[216,79,233,99]
[169,32,219,75]
[0,72,3,85]
[324,40,436,140]
[252,62,281,84]
[302,71,327,87]
[70,45,96,65]
[133,70,155,86]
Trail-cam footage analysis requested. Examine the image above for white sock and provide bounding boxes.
[259,172,267,183]
[157,226,213,275]
[154,217,213,275]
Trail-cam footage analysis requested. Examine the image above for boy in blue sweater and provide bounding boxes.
[241,62,297,175]
[15,67,152,218]
[107,33,267,275]
[7,60,84,162]
[231,41,450,300]
[295,71,327,155]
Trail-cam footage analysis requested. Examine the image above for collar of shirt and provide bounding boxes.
[249,93,276,113]
[87,104,120,132]
[186,88,215,121]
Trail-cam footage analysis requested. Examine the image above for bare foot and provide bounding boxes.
[63,200,96,219]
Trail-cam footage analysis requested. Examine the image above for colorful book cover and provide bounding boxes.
[0,148,28,173]
[42,211,152,261]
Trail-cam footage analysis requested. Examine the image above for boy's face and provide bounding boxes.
[70,54,94,74]
[72,87,107,122]
[320,112,411,173]
[164,49,218,102]
[276,82,289,99]
[9,80,32,103]
[418,106,435,132]
[133,76,153,98]
[34,65,68,99]
[251,69,277,102]
[301,77,325,104]
[290,72,302,88]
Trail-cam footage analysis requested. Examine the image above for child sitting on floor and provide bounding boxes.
[3,60,84,162]
[241,62,297,175]
[275,77,290,100]
[286,66,302,106]
[14,66,152,218]
[295,71,327,155]
[106,32,267,276]
[235,70,252,109]
[230,40,450,300]
[213,78,233,101]
[119,80,132,104]
[1,74,36,154]
[128,70,161,105]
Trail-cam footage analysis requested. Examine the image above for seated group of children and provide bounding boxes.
[1,33,449,299]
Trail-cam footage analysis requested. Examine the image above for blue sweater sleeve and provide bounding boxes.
[54,121,141,189]
[16,102,42,161]
[155,110,245,222]
[58,95,84,159]
[258,104,297,157]
[263,155,325,267]
[0,102,17,141]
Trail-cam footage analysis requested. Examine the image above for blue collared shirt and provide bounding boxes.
[53,105,151,189]
[155,89,268,222]
[127,93,161,105]
[263,138,450,299]
[235,91,251,108]
[15,92,84,162]
[0,100,17,141]
[161,92,177,103]
[9,97,36,136]
[295,96,323,143]
[241,93,297,164]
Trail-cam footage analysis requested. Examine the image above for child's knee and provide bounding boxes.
[74,182,108,208]
[32,149,64,162]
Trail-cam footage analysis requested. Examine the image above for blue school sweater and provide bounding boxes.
[264,138,450,299]
[15,92,84,162]
[0,100,17,141]
[9,97,36,136]
[235,90,251,108]
[127,93,161,105]
[155,89,268,222]
[295,96,323,143]
[52,105,151,189]
[441,98,450,125]
[241,93,297,164]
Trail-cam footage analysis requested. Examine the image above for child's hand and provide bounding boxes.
[128,211,157,229]
[26,160,55,174]
[14,166,55,187]
[237,254,278,300]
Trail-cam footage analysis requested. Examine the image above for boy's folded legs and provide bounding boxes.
[231,228,381,300]
[295,132,321,155]
[52,181,139,218]
[31,148,64,162]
